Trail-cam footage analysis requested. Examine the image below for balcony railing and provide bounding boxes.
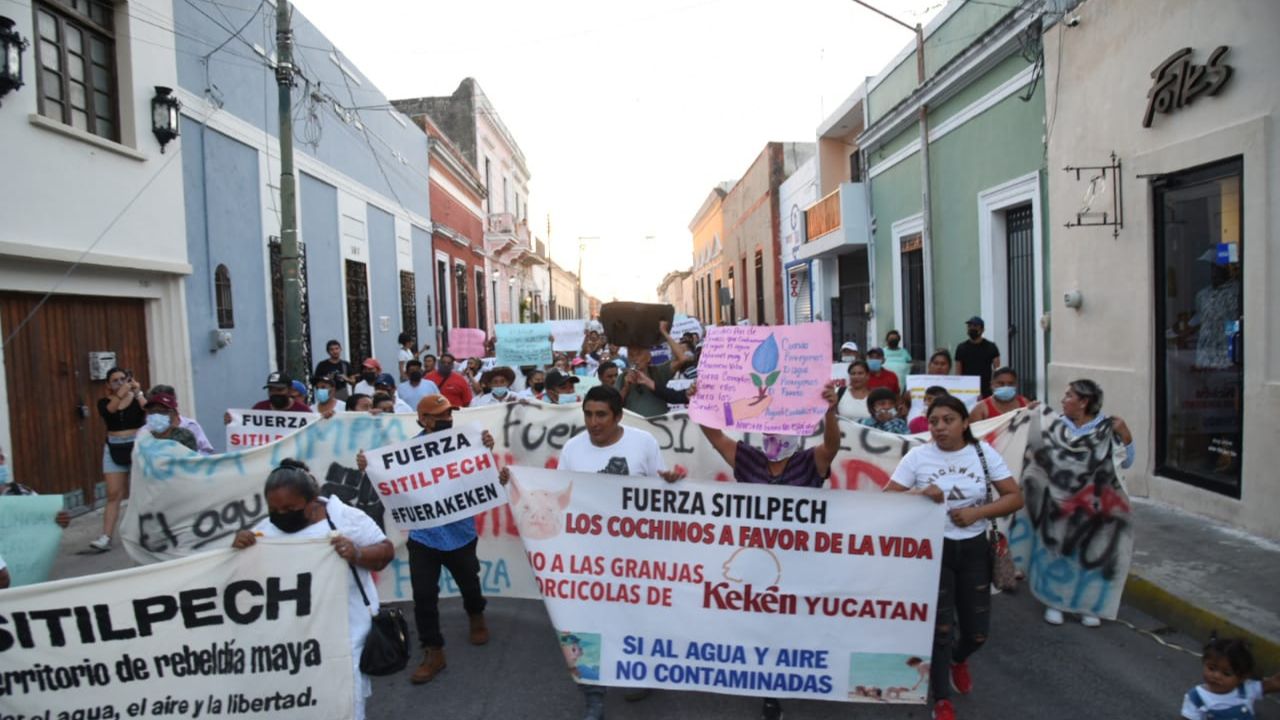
[805,189,841,242]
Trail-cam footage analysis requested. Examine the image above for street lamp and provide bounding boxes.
[0,16,29,104]
[151,86,181,153]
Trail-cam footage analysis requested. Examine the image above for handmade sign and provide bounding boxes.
[496,323,553,367]
[903,375,981,421]
[551,320,587,352]
[672,314,704,339]
[689,323,833,434]
[511,466,943,703]
[599,302,674,347]
[1008,407,1133,620]
[449,328,488,359]
[0,495,64,586]
[365,424,507,530]
[225,408,321,450]
[0,540,353,719]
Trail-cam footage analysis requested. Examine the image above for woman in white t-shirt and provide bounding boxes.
[836,360,874,420]
[232,459,394,720]
[885,395,1023,720]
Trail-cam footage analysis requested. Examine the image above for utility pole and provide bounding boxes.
[276,0,304,379]
[546,215,554,322]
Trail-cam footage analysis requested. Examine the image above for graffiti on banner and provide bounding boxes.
[0,495,64,586]
[225,409,321,450]
[690,323,833,434]
[1008,407,1133,620]
[904,375,980,421]
[510,466,943,702]
[496,323,553,367]
[366,424,507,531]
[0,540,353,719]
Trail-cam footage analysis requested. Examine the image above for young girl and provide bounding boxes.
[1182,637,1279,719]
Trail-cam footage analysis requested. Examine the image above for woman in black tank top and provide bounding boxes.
[91,367,145,552]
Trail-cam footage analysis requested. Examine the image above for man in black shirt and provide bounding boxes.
[955,316,1001,397]
[314,339,355,400]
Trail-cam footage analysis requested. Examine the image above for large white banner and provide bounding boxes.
[366,424,507,530]
[0,540,353,719]
[225,409,321,451]
[511,466,943,703]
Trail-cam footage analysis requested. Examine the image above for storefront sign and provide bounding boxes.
[1142,46,1232,128]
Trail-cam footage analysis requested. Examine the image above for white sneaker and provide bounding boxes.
[1043,608,1064,625]
[1080,615,1102,628]
[89,534,112,551]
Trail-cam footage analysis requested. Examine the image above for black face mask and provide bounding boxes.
[887,338,900,349]
[422,419,454,432]
[269,394,291,410]
[967,328,982,340]
[269,507,310,534]
[408,371,424,383]
[362,372,377,383]
[438,366,453,377]
[532,382,545,392]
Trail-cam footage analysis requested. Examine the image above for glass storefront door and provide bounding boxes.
[1154,157,1243,496]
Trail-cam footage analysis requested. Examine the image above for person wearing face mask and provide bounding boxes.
[864,347,902,395]
[968,367,1037,421]
[397,359,440,413]
[232,459,394,720]
[426,352,473,409]
[955,316,1001,398]
[544,369,582,405]
[355,395,500,685]
[148,384,214,455]
[311,374,345,418]
[143,393,199,451]
[519,368,547,400]
[373,374,415,414]
[251,372,314,413]
[353,358,382,396]
[470,367,517,407]
[882,330,913,386]
[687,380,842,720]
[858,388,909,434]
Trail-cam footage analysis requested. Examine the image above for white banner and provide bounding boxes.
[0,540,353,719]
[904,375,980,421]
[225,409,321,450]
[550,320,587,352]
[511,466,943,703]
[366,424,507,530]
[671,315,704,339]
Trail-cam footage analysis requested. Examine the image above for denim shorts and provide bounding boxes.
[102,434,136,474]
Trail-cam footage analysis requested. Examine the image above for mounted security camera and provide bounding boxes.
[1064,14,1080,27]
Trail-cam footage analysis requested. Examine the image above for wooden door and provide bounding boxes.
[1,292,149,502]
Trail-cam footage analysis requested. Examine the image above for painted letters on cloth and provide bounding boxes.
[511,467,942,702]
[366,424,507,530]
[225,409,321,450]
[496,323,553,367]
[1008,408,1133,619]
[904,375,980,422]
[690,323,834,434]
[0,541,353,719]
[0,495,64,586]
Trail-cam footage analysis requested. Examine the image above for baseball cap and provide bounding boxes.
[416,394,453,416]
[840,341,860,354]
[361,358,382,370]
[374,373,397,388]
[144,392,179,412]
[263,371,292,389]
[546,369,580,389]
[966,316,985,327]
[290,380,307,396]
[311,371,337,385]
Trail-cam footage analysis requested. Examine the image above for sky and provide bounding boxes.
[292,0,945,303]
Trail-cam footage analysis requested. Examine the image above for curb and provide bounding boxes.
[1124,572,1280,670]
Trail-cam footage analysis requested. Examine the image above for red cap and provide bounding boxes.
[145,392,179,412]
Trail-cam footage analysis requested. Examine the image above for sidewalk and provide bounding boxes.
[1126,497,1280,669]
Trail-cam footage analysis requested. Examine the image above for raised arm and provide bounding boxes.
[688,383,737,468]
[814,381,842,477]
[660,320,680,364]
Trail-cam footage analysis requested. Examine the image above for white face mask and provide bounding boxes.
[761,434,801,462]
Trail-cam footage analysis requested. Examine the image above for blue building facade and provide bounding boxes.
[174,2,434,449]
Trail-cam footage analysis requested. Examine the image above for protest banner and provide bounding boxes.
[550,319,587,352]
[690,323,833,434]
[1008,407,1133,620]
[449,328,488,359]
[903,375,980,421]
[672,314,704,339]
[225,409,321,450]
[0,540,353,719]
[0,495,63,586]
[831,362,850,384]
[480,357,498,372]
[365,424,507,530]
[496,322,553,367]
[509,466,943,702]
[599,302,674,347]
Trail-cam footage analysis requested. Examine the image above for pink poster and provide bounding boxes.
[689,322,833,434]
[449,328,487,359]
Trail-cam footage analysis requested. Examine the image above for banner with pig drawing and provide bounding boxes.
[507,465,944,703]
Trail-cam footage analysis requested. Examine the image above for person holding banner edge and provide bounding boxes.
[356,394,501,685]
[885,395,1024,720]
[231,459,394,720]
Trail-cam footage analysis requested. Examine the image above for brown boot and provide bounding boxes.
[410,647,445,684]
[468,613,490,645]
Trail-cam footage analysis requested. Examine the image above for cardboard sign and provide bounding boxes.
[903,375,981,421]
[672,314,704,339]
[690,323,833,434]
[599,302,674,347]
[365,424,507,530]
[551,320,587,352]
[450,328,488,359]
[225,409,321,450]
[496,323,553,367]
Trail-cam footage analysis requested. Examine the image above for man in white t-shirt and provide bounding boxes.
[556,384,685,719]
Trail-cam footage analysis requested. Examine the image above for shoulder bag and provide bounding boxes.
[324,510,409,676]
[973,442,1019,592]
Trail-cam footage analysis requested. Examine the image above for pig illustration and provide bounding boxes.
[508,480,573,540]
[721,546,782,586]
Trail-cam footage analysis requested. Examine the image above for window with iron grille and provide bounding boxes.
[455,264,469,328]
[215,264,234,329]
[475,269,487,333]
[33,0,119,141]
[399,270,417,344]
[343,259,371,367]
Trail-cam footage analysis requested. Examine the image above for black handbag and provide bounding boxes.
[107,440,135,467]
[325,511,409,676]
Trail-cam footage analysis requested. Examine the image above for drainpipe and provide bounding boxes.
[914,24,934,353]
